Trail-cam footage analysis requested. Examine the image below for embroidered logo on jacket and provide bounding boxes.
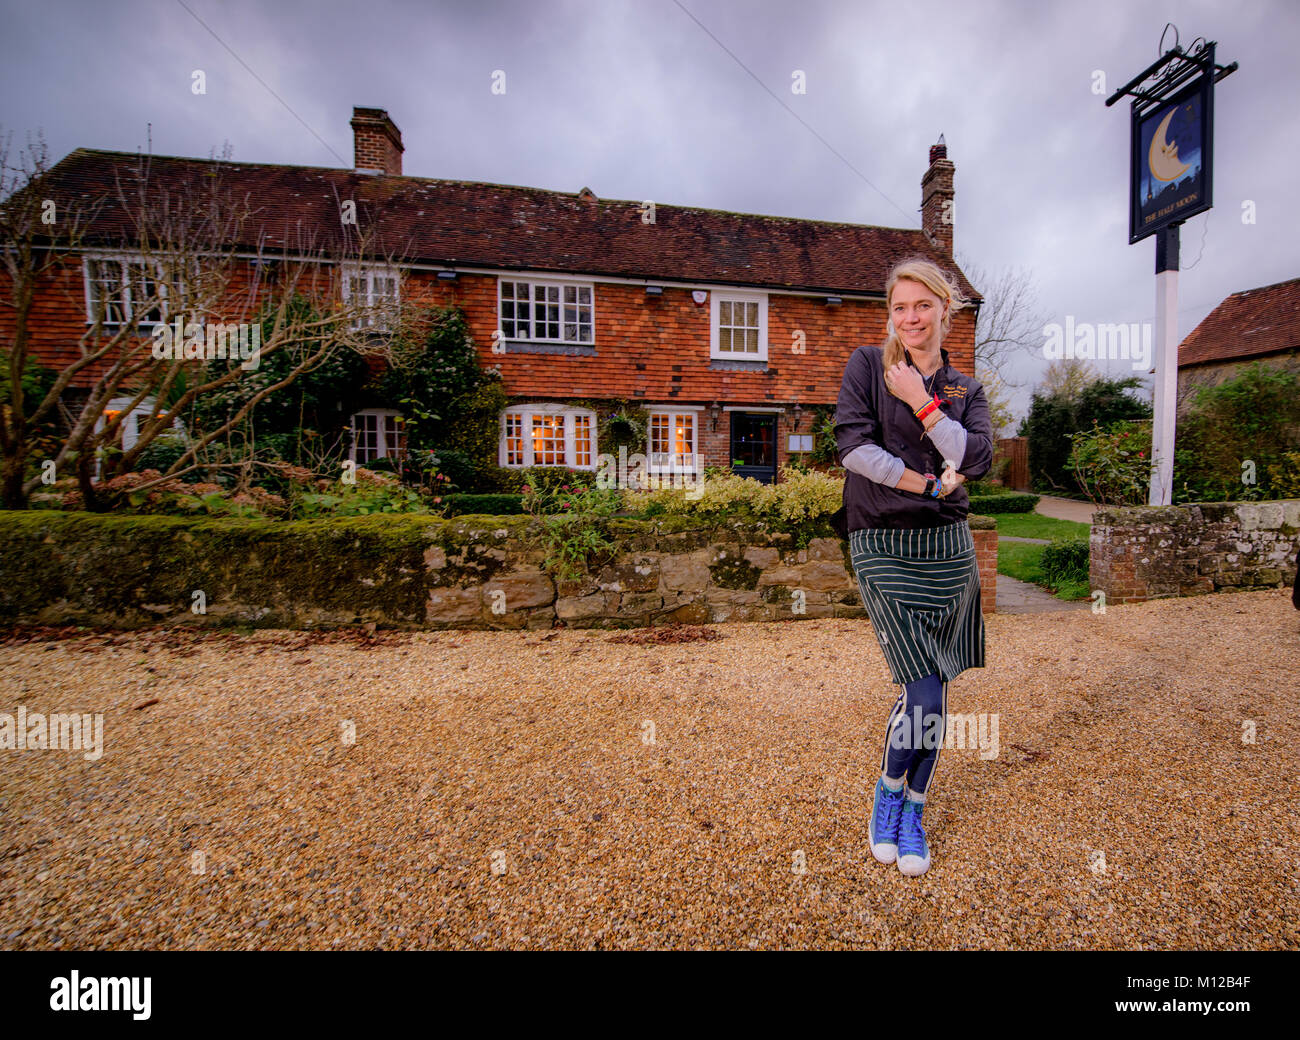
[942,384,968,398]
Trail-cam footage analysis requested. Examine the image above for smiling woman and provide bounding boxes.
[833,257,994,879]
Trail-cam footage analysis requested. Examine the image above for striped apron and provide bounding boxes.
[848,521,985,685]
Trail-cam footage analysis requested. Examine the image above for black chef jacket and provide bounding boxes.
[833,344,994,531]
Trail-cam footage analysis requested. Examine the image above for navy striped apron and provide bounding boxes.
[848,521,985,685]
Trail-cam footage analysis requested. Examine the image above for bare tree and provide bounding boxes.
[0,135,419,509]
[958,254,1050,390]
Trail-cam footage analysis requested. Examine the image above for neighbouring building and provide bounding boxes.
[1178,275,1300,417]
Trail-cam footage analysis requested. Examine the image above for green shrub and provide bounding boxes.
[1174,362,1300,503]
[190,294,370,452]
[428,447,480,494]
[479,464,526,494]
[522,482,622,583]
[625,465,841,524]
[965,479,1013,497]
[1025,375,1150,492]
[968,492,1039,513]
[134,431,194,480]
[518,467,598,498]
[1041,537,1090,586]
[810,405,839,467]
[1265,451,1300,498]
[444,493,525,516]
[293,468,435,518]
[1067,419,1152,507]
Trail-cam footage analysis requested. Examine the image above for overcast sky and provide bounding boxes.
[1,0,1293,422]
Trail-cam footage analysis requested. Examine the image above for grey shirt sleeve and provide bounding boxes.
[842,442,905,487]
[924,415,968,471]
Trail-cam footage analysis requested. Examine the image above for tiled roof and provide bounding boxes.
[36,149,981,301]
[1180,276,1300,367]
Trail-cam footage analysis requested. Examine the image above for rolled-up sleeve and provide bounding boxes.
[834,349,880,464]
[956,382,994,480]
[924,416,967,471]
[842,442,905,486]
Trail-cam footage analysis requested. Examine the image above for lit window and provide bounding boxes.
[648,411,699,473]
[498,406,598,469]
[572,414,592,467]
[531,414,565,466]
[505,413,524,466]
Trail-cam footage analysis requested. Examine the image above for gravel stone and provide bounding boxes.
[0,589,1296,950]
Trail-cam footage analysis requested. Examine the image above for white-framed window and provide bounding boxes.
[499,404,598,470]
[94,396,186,479]
[498,278,594,344]
[350,408,406,464]
[710,290,768,360]
[83,254,170,327]
[342,264,400,331]
[647,410,699,474]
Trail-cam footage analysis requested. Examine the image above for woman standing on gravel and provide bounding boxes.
[833,257,994,877]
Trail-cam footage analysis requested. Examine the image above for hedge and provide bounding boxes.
[967,492,1039,514]
[443,493,526,516]
[0,510,452,628]
[1041,537,1090,585]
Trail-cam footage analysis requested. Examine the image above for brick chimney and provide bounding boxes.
[921,133,955,257]
[350,107,404,175]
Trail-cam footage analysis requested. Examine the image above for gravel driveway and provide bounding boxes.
[2,588,1296,950]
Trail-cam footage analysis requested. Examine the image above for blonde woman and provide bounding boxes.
[833,258,993,877]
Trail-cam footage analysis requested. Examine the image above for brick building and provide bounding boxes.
[13,105,981,483]
[1178,275,1300,417]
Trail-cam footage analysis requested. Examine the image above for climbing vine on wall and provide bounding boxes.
[563,398,649,459]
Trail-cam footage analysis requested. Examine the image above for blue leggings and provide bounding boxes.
[879,672,948,800]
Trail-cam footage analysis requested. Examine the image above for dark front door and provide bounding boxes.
[729,411,777,484]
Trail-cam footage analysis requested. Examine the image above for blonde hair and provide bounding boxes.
[881,258,969,370]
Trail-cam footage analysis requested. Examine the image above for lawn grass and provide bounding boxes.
[994,513,1091,540]
[997,539,1092,601]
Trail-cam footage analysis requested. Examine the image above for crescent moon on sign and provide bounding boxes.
[1148,109,1191,182]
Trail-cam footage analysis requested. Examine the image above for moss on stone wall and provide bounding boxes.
[0,511,444,628]
[0,510,997,630]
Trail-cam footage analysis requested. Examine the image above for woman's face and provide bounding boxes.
[889,279,947,352]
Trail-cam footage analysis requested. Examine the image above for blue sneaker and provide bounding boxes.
[869,778,905,864]
[897,797,931,876]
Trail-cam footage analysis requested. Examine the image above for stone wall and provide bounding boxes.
[1090,500,1300,604]
[0,511,998,631]
[412,515,995,628]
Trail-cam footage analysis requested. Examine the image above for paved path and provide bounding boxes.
[995,573,1091,614]
[1032,494,1097,524]
[995,495,1091,612]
